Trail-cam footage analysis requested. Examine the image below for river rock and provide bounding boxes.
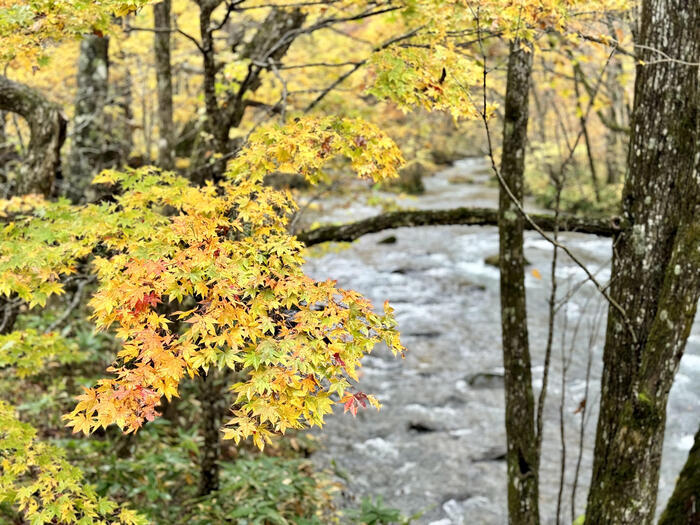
[466,372,505,389]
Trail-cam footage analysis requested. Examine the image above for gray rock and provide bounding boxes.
[466,373,505,389]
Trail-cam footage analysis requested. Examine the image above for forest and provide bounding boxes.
[0,0,698,524]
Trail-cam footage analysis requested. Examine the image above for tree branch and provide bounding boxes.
[0,75,66,197]
[296,206,621,246]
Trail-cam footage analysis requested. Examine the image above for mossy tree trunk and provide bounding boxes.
[0,75,66,197]
[585,1,700,523]
[498,40,540,525]
[66,35,110,202]
[659,425,700,524]
[153,0,175,170]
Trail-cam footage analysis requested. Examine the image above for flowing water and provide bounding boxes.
[304,158,700,525]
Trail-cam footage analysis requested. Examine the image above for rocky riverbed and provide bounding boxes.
[303,158,700,524]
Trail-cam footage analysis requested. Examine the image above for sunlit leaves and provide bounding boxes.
[0,330,83,378]
[0,116,404,451]
[0,400,147,525]
[369,43,482,119]
[0,0,154,65]
[227,116,404,184]
[366,0,631,118]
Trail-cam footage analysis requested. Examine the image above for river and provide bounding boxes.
[303,158,700,525]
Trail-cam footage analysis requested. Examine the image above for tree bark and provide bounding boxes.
[197,368,231,496]
[154,0,175,170]
[0,75,66,197]
[66,35,110,202]
[659,426,700,525]
[603,17,628,185]
[585,0,700,523]
[498,41,539,525]
[197,370,221,496]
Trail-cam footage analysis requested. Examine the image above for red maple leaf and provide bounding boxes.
[342,392,369,417]
[133,291,161,314]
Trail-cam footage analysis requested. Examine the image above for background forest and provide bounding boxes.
[0,0,698,524]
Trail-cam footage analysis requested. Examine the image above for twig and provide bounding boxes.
[45,277,95,333]
[304,26,423,113]
[536,173,563,470]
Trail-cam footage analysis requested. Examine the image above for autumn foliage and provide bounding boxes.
[2,117,404,446]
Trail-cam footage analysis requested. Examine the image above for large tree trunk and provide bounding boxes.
[66,35,110,202]
[498,41,539,525]
[659,425,700,524]
[585,1,700,523]
[0,76,66,197]
[154,0,174,170]
[190,3,306,183]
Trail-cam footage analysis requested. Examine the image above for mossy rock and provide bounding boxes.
[431,147,465,166]
[467,372,504,389]
[384,161,427,195]
[447,174,475,185]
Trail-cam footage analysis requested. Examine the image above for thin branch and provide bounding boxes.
[304,26,423,112]
[45,277,95,334]
[232,0,342,10]
[268,58,288,122]
[536,174,563,468]
[125,24,206,54]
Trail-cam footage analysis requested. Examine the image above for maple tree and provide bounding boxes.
[3,116,404,437]
[0,114,405,521]
[0,0,697,523]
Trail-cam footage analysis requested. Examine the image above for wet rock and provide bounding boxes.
[467,372,505,389]
[405,331,442,338]
[408,421,438,433]
[379,235,398,244]
[432,147,468,166]
[390,161,427,195]
[484,254,531,267]
[474,447,507,462]
[484,254,499,267]
[447,174,475,185]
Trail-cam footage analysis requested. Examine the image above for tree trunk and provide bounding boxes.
[603,18,627,185]
[191,3,306,183]
[498,41,540,525]
[659,426,700,524]
[0,75,66,197]
[154,0,174,170]
[585,1,700,523]
[197,369,223,496]
[66,35,110,202]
